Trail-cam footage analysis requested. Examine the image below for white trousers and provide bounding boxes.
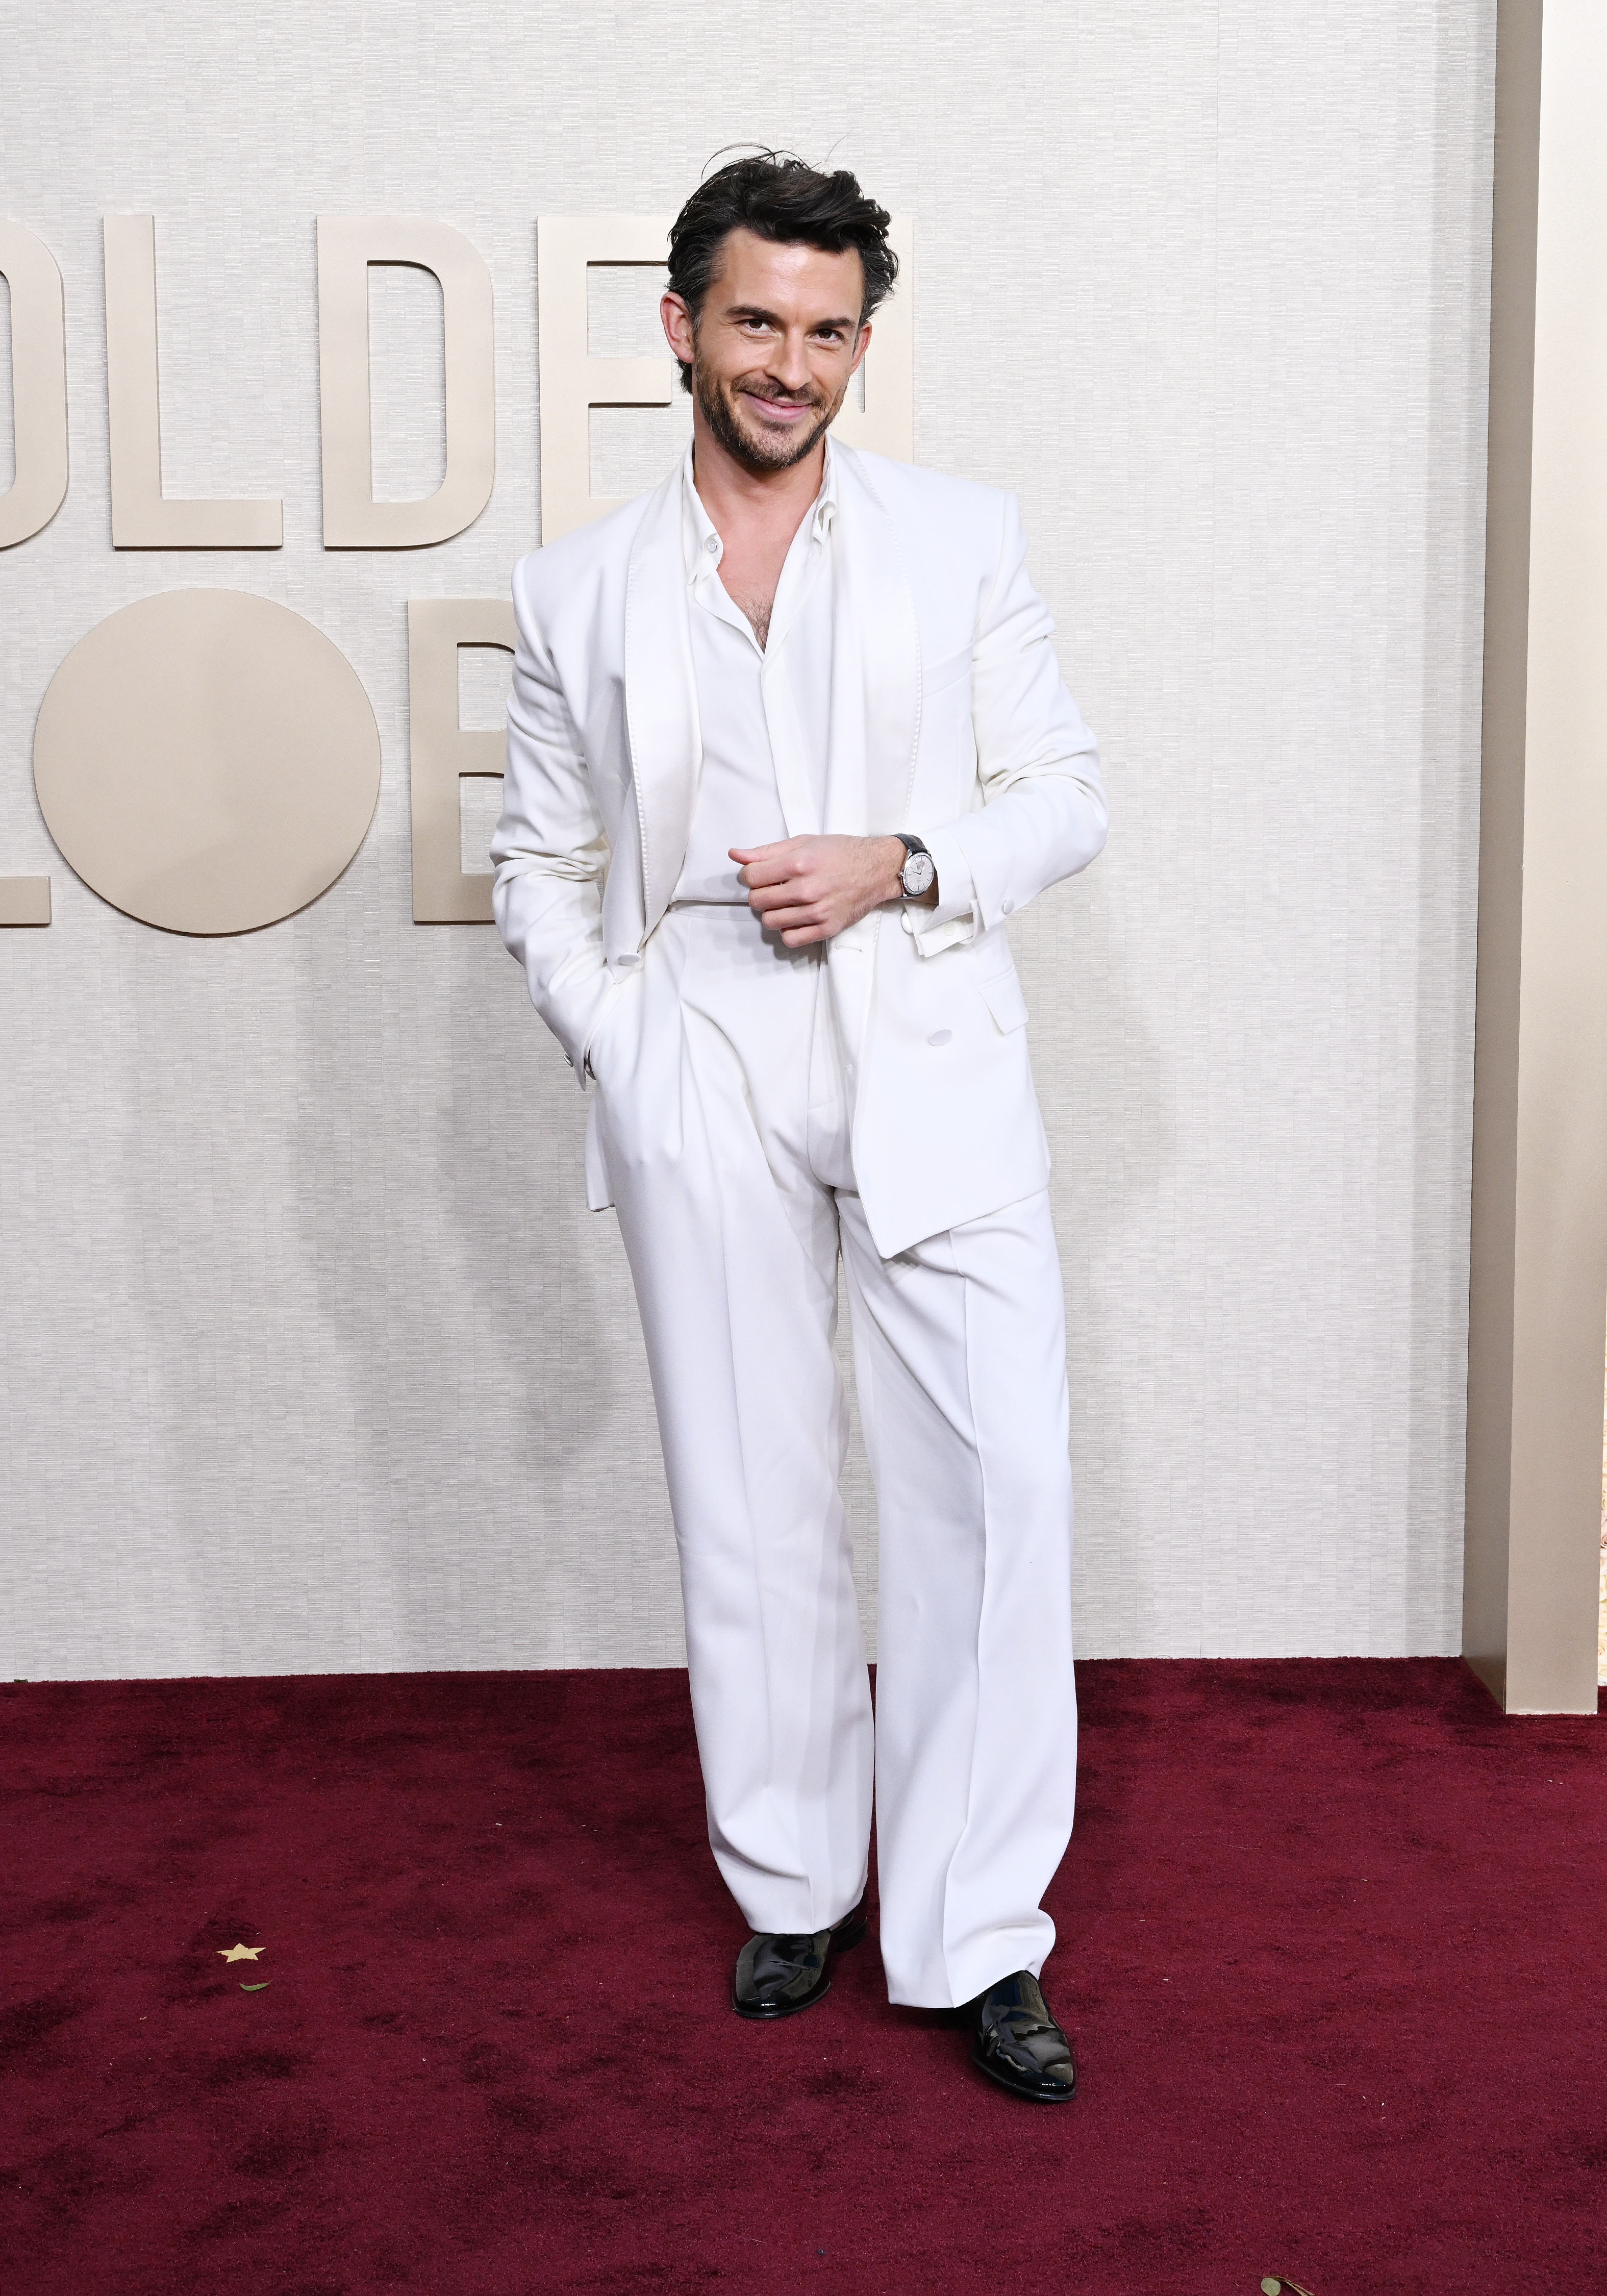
[589,905,1076,2008]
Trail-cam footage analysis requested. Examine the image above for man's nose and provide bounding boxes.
[771,328,813,391]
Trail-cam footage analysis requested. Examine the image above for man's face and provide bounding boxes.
[661,229,870,475]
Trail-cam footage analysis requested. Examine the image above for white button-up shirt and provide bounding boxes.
[671,435,978,943]
[672,441,839,904]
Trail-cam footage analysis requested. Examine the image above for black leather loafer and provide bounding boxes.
[731,1898,869,2020]
[967,1970,1076,2101]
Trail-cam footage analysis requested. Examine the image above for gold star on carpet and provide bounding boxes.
[217,1944,264,1962]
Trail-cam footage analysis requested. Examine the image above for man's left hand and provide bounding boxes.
[731,835,933,947]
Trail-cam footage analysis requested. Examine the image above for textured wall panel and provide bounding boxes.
[0,0,1494,1676]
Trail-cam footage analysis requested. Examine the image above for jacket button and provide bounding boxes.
[928,1029,952,1047]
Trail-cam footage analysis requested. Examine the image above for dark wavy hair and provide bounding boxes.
[666,152,898,392]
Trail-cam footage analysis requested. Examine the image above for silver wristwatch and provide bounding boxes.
[895,832,936,899]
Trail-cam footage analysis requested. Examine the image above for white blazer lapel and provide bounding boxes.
[623,466,701,939]
[825,445,922,839]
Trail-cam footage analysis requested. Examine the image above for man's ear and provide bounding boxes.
[661,291,695,367]
[849,321,872,376]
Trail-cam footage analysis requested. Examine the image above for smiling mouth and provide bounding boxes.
[739,387,819,423]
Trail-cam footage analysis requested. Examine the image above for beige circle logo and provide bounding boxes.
[33,589,381,935]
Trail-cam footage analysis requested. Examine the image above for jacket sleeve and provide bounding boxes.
[912,491,1106,954]
[491,557,621,1084]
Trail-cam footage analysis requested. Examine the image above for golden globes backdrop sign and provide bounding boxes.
[0,213,914,936]
[0,12,1501,1686]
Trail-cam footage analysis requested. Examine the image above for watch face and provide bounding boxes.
[902,851,936,896]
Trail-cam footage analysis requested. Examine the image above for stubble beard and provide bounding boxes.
[693,351,846,475]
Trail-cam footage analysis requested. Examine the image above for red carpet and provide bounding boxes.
[1,1659,1601,2293]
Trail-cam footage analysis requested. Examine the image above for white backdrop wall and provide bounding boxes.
[0,0,1495,1678]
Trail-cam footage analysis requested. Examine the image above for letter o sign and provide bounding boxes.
[34,590,381,935]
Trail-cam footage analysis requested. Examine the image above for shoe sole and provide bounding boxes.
[731,1906,869,2022]
[970,2043,1077,2103]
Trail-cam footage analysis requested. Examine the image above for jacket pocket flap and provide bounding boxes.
[979,969,1028,1033]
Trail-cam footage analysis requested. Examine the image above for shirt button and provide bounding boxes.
[1001,899,1015,915]
[704,536,719,555]
[928,1030,952,1047]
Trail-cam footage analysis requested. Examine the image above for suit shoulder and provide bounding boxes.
[512,486,657,617]
[844,447,1010,533]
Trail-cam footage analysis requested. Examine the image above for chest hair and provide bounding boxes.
[734,590,773,651]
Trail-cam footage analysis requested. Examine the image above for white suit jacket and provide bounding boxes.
[492,442,1106,1259]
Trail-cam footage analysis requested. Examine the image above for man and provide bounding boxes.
[493,154,1105,2103]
